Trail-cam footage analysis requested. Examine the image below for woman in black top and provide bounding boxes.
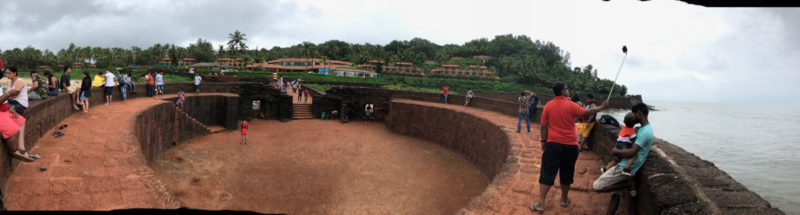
[45,71,60,96]
[79,72,92,113]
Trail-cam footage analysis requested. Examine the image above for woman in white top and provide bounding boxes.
[4,66,29,116]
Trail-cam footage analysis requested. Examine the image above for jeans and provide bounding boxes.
[127,83,136,93]
[517,111,530,132]
[444,94,448,104]
[119,85,127,101]
[527,108,536,122]
[146,84,154,97]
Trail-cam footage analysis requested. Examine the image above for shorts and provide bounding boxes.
[80,91,87,100]
[105,87,113,96]
[539,142,579,186]
[8,100,27,116]
[0,111,26,139]
[64,85,77,94]
[615,141,633,150]
[592,165,631,193]
[241,129,248,135]
[193,84,199,91]
[157,84,164,92]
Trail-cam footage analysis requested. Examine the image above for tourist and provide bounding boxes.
[292,80,297,93]
[4,66,30,117]
[176,90,185,109]
[0,102,37,162]
[601,112,639,176]
[578,94,598,151]
[442,85,449,104]
[464,88,474,106]
[529,82,608,213]
[46,71,60,97]
[240,120,248,145]
[104,70,116,105]
[155,72,164,99]
[125,72,136,94]
[60,66,80,110]
[528,91,540,122]
[592,103,653,215]
[517,91,532,133]
[92,72,105,88]
[28,69,49,100]
[145,72,154,97]
[303,89,309,103]
[364,104,372,124]
[297,83,303,102]
[79,72,92,113]
[571,94,582,107]
[193,73,202,95]
[116,71,127,102]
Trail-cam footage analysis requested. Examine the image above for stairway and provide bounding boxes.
[292,104,314,120]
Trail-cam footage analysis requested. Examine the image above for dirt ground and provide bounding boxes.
[152,120,489,214]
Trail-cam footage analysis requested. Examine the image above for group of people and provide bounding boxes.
[439,85,476,107]
[528,82,654,214]
[276,77,310,103]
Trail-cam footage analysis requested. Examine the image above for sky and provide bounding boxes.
[1,0,798,104]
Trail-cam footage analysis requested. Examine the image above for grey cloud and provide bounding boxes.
[0,0,312,51]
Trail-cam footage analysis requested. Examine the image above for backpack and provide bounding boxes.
[598,114,620,128]
[117,74,126,86]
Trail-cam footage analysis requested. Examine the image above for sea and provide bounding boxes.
[600,101,800,214]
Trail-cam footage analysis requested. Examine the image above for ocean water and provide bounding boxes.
[600,101,800,214]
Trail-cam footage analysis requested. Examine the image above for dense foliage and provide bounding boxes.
[0,33,625,96]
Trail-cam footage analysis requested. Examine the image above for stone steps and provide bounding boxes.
[292,103,314,120]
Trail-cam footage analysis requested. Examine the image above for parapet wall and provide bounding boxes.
[588,124,784,214]
[134,102,212,163]
[385,100,509,177]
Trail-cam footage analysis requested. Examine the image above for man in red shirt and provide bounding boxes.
[530,82,608,213]
[145,73,155,97]
[442,85,449,104]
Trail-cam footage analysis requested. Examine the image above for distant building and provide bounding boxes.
[179,58,195,66]
[430,64,494,78]
[266,58,351,72]
[158,58,171,65]
[216,58,245,68]
[424,60,438,65]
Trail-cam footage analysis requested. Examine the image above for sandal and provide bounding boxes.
[561,197,571,207]
[12,149,35,162]
[529,201,544,214]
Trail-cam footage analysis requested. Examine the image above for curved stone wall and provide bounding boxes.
[134,95,239,163]
[588,124,784,214]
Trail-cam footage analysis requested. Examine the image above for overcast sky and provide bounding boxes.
[1,0,798,104]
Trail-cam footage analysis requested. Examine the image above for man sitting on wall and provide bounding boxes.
[592,102,654,215]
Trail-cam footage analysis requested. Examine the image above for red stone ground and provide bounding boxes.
[2,92,615,214]
[152,120,488,214]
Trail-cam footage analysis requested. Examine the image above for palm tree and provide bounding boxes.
[227,30,248,70]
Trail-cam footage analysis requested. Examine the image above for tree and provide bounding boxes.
[227,30,248,70]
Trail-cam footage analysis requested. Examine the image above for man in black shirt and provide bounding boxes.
[60,66,79,110]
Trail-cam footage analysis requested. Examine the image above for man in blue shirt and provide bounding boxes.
[592,102,653,215]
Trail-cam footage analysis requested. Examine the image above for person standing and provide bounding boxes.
[592,103,653,215]
[464,88,474,106]
[193,73,202,95]
[155,72,164,99]
[104,70,116,105]
[517,91,532,133]
[27,70,49,100]
[145,72,154,98]
[297,83,303,102]
[442,85,449,104]
[79,72,92,113]
[61,66,80,110]
[528,91,540,122]
[303,89,309,103]
[240,120,248,145]
[578,94,598,151]
[116,71,127,102]
[529,82,608,213]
